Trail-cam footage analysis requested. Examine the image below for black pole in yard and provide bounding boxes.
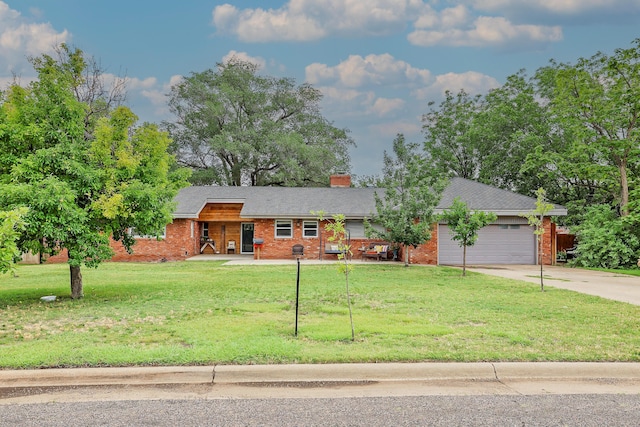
[295,257,300,336]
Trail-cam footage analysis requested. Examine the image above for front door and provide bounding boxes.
[241,223,254,254]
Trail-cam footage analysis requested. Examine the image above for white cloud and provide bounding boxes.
[141,89,165,107]
[370,119,421,139]
[407,6,562,47]
[308,54,498,124]
[0,1,69,73]
[168,74,183,87]
[371,98,405,116]
[212,3,325,42]
[211,0,576,49]
[414,71,500,100]
[469,0,640,15]
[212,0,427,42]
[222,50,266,69]
[125,76,157,90]
[136,76,176,119]
[306,53,431,88]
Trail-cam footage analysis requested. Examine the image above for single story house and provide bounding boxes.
[103,175,566,266]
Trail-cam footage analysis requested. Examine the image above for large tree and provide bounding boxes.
[0,47,189,299]
[366,134,446,266]
[423,73,557,196]
[534,39,640,216]
[166,57,354,186]
[422,89,482,180]
[470,72,557,195]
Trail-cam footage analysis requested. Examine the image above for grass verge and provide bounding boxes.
[1,261,639,368]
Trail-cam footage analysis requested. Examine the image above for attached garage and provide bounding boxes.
[438,220,536,265]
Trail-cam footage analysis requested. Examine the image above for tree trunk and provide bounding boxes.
[619,160,629,216]
[70,265,84,299]
[462,244,467,277]
[403,245,410,267]
[538,235,544,292]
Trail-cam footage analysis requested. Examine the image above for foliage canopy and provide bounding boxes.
[366,134,446,266]
[166,58,353,186]
[0,45,189,297]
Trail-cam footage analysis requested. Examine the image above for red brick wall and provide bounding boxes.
[404,226,438,265]
[44,219,196,264]
[541,217,556,266]
[252,219,383,261]
[44,217,559,266]
[111,219,195,262]
[253,219,325,260]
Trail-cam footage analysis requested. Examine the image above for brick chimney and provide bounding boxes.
[330,174,351,188]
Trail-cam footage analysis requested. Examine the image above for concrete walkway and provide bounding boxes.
[1,362,640,404]
[466,265,640,306]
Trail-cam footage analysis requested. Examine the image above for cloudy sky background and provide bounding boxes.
[2,1,639,178]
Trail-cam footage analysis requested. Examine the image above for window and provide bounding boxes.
[498,224,521,230]
[303,221,318,238]
[346,220,383,238]
[275,220,293,238]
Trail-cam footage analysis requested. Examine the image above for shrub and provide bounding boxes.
[572,205,640,269]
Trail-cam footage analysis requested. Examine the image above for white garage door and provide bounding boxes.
[438,223,536,265]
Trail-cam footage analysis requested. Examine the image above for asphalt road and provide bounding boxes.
[1,394,639,426]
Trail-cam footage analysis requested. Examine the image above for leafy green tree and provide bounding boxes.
[422,89,481,180]
[521,188,554,291]
[366,134,446,266]
[0,47,189,299]
[439,198,497,276]
[534,39,640,216]
[471,72,558,195]
[0,207,28,275]
[423,73,558,196]
[166,57,353,186]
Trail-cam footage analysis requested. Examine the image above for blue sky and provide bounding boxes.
[1,1,639,178]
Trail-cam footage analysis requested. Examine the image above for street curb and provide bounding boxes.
[1,363,639,388]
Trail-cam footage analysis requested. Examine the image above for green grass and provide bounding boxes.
[586,267,640,277]
[1,261,639,368]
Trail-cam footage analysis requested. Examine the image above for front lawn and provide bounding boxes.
[1,261,639,368]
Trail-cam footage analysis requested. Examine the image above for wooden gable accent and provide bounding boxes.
[198,203,244,222]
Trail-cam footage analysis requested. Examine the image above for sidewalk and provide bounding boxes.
[2,362,640,404]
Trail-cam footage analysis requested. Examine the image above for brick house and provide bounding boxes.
[100,175,567,266]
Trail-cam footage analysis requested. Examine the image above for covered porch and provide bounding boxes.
[197,201,255,255]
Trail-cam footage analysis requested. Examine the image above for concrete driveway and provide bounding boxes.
[465,265,640,306]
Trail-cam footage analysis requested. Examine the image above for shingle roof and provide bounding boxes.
[173,177,567,219]
[439,177,567,216]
